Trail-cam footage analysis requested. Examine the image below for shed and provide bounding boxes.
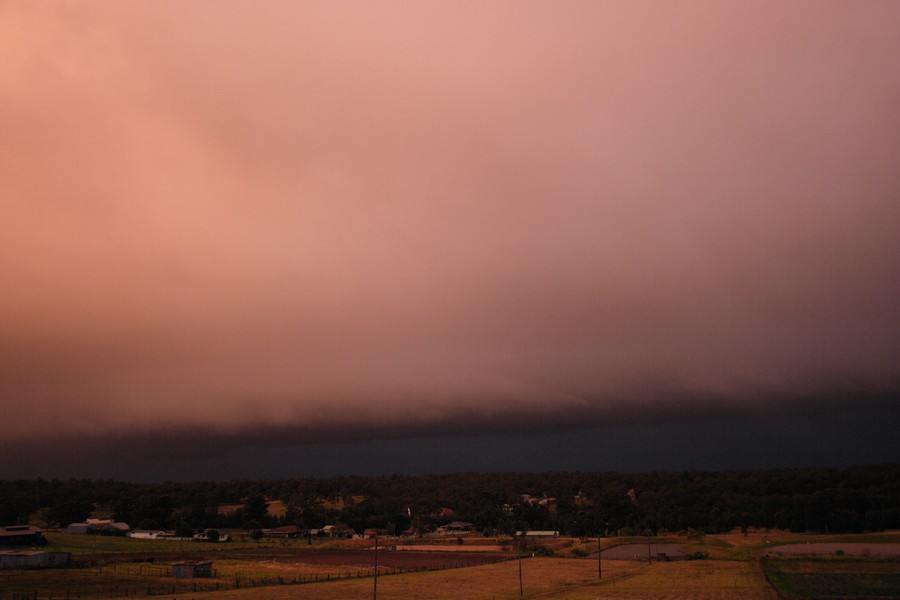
[518,531,560,538]
[64,523,91,535]
[0,525,44,545]
[0,551,70,569]
[172,561,213,578]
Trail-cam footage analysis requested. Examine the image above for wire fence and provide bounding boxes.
[0,557,511,599]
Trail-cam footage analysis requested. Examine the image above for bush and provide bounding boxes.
[686,529,705,541]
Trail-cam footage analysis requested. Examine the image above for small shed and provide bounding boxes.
[172,561,213,578]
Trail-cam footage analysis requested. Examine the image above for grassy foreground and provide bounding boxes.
[764,557,900,599]
[56,558,772,600]
[3,532,897,599]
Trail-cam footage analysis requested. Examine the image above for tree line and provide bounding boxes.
[1,464,897,537]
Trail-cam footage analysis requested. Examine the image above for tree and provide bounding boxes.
[51,498,93,527]
[243,494,268,525]
[138,518,160,530]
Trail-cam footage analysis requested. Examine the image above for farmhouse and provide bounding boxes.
[362,528,389,539]
[321,524,353,538]
[0,551,70,569]
[263,525,304,538]
[0,525,44,545]
[128,530,167,539]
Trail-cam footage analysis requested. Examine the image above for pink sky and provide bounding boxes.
[1,2,898,453]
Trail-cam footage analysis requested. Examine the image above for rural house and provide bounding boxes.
[263,525,304,538]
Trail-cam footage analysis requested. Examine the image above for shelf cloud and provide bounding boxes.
[1,2,898,477]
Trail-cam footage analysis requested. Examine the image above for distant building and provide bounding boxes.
[192,531,230,542]
[64,523,90,535]
[321,525,353,538]
[0,551,70,569]
[0,525,44,545]
[128,530,167,540]
[362,528,388,539]
[517,531,559,538]
[172,561,213,578]
[65,520,130,535]
[262,525,304,538]
[440,521,475,532]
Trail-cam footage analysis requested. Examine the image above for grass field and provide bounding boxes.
[2,531,897,599]
[763,557,900,599]
[91,557,645,600]
[0,557,767,600]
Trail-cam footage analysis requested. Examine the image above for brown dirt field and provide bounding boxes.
[395,544,506,552]
[600,542,688,560]
[214,548,508,568]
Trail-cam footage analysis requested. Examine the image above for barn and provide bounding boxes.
[0,551,70,569]
[0,525,44,545]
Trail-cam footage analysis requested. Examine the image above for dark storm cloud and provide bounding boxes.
[0,2,898,477]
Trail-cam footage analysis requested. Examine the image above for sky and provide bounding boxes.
[1,1,898,482]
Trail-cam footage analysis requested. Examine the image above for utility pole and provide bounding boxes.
[517,534,524,596]
[373,533,379,600]
[597,535,602,579]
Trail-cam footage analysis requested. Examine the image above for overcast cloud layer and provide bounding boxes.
[1,1,898,477]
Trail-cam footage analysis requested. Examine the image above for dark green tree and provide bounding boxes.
[243,494,269,525]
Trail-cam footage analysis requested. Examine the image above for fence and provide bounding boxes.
[0,556,511,599]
